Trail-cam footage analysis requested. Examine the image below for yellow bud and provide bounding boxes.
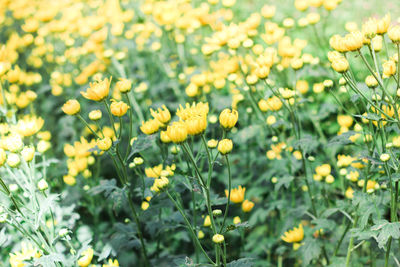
[218,139,233,155]
[116,78,132,93]
[166,122,188,144]
[62,99,80,115]
[97,137,112,151]
[89,110,102,121]
[110,100,129,117]
[219,109,238,130]
[212,234,225,244]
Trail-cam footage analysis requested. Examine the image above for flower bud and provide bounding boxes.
[110,100,129,117]
[37,179,48,191]
[7,153,20,168]
[166,122,188,144]
[21,146,35,162]
[62,99,80,115]
[380,153,390,162]
[365,75,378,88]
[331,58,349,73]
[242,199,255,212]
[233,216,241,224]
[116,78,132,93]
[97,137,112,151]
[59,228,69,237]
[89,110,102,121]
[219,109,238,130]
[388,25,400,43]
[213,209,222,216]
[212,234,225,244]
[218,139,233,155]
[207,139,218,148]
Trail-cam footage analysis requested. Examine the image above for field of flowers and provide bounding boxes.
[2,0,400,266]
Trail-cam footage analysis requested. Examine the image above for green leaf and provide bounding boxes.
[328,131,356,146]
[233,125,262,144]
[127,134,157,161]
[300,238,321,265]
[227,258,254,267]
[371,220,400,248]
[293,135,319,154]
[274,176,294,191]
[98,243,113,261]
[312,218,336,232]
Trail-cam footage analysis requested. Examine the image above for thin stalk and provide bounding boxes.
[166,191,215,265]
[127,191,150,267]
[220,155,232,233]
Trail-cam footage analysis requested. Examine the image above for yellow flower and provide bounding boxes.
[225,185,245,203]
[380,153,390,162]
[203,215,211,227]
[218,139,233,155]
[89,110,102,121]
[365,75,378,88]
[219,109,238,130]
[383,60,396,77]
[331,57,349,73]
[103,259,120,267]
[207,139,218,148]
[198,230,205,239]
[345,187,354,199]
[116,78,132,93]
[233,216,241,224]
[37,179,48,191]
[377,14,390,34]
[9,243,41,267]
[315,164,331,177]
[281,224,304,243]
[212,234,225,244]
[110,100,129,117]
[166,121,188,144]
[150,105,171,124]
[97,137,112,151]
[388,25,400,43]
[160,131,171,143]
[141,201,150,210]
[242,199,255,212]
[78,248,94,267]
[81,77,111,101]
[337,115,353,128]
[16,115,44,137]
[296,80,309,94]
[150,177,169,192]
[140,119,161,135]
[62,99,80,115]
[337,154,355,167]
[185,115,207,135]
[7,153,20,168]
[21,146,35,162]
[63,175,76,186]
[145,164,163,178]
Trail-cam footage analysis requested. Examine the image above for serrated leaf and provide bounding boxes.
[127,134,156,160]
[300,238,321,265]
[274,176,294,191]
[34,253,64,265]
[98,243,113,262]
[372,220,400,248]
[328,131,356,146]
[227,258,254,267]
[233,125,262,144]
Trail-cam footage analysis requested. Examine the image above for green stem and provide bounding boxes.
[127,191,150,267]
[166,191,215,265]
[220,155,232,233]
